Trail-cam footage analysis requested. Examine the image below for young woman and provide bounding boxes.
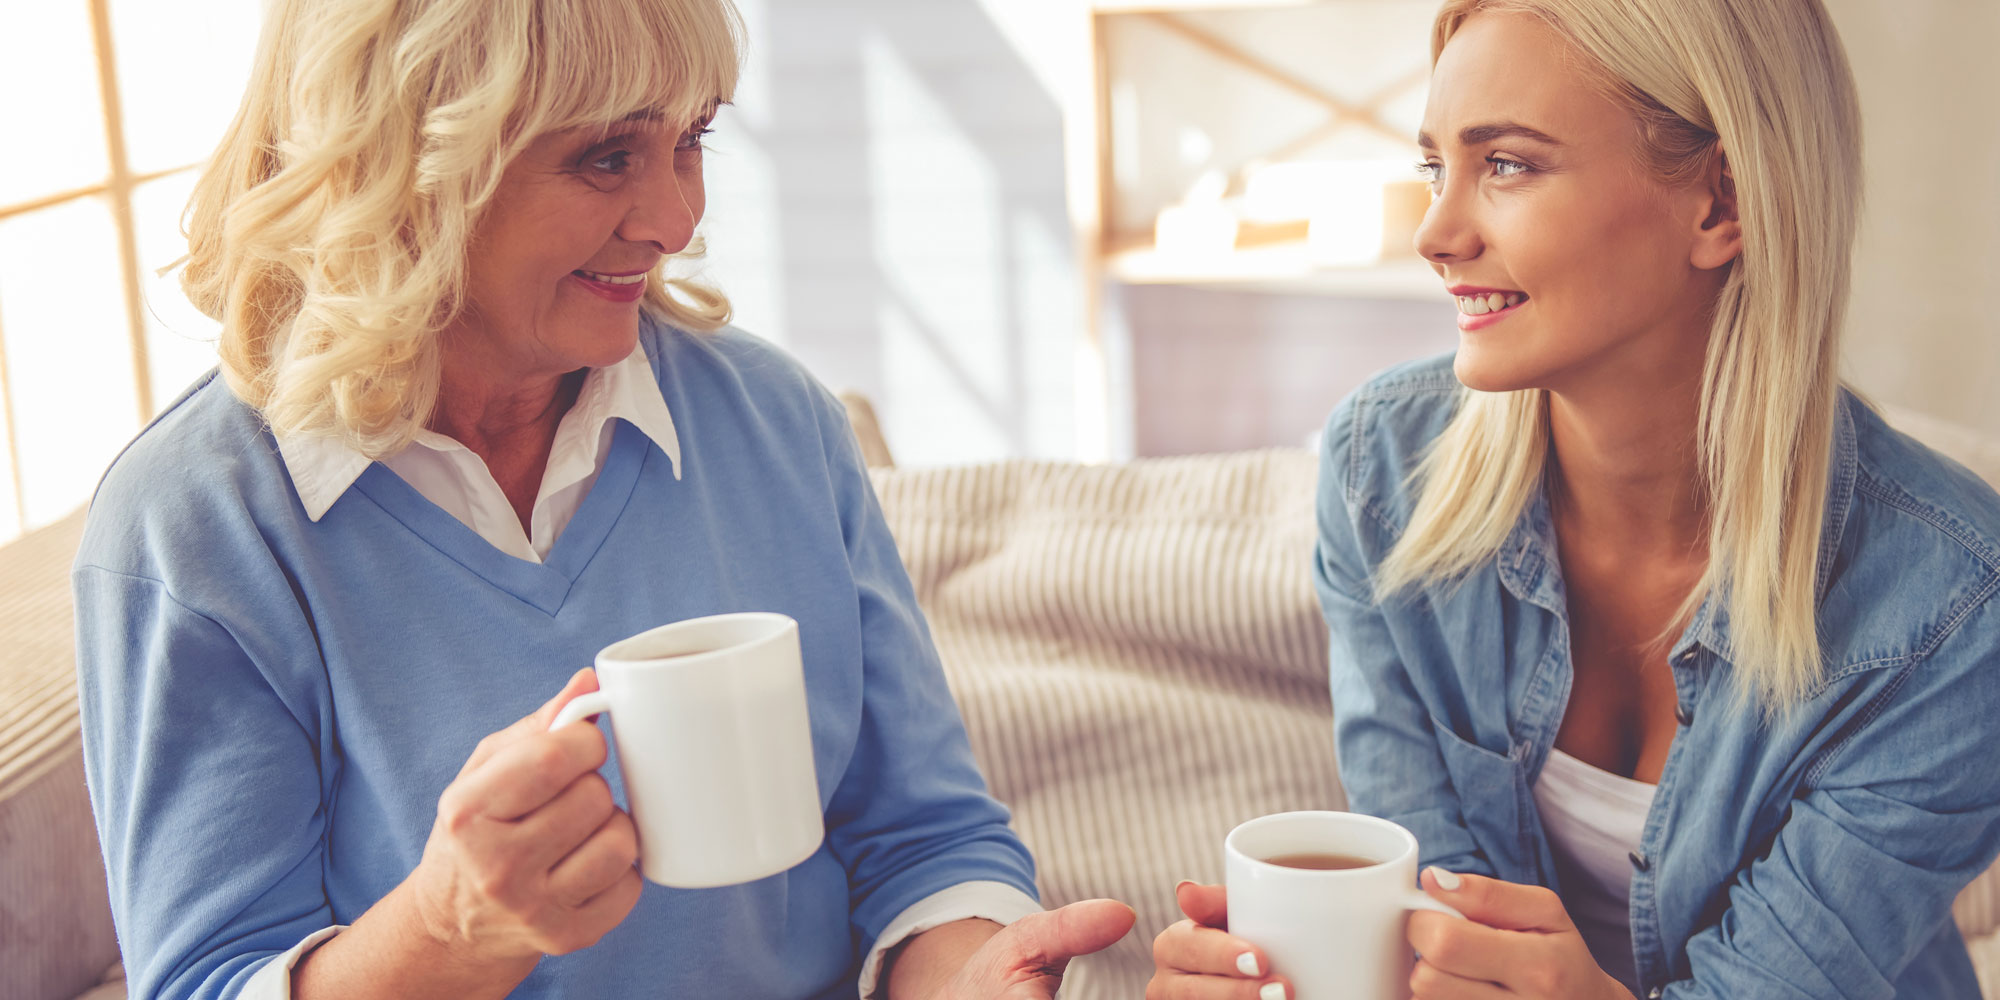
[1150,0,2000,997]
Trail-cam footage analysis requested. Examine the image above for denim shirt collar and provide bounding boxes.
[1494,395,1863,671]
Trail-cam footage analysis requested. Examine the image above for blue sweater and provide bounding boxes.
[73,323,1038,999]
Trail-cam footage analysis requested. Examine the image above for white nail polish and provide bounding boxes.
[1426,866,1463,891]
[1237,951,1262,977]
[1259,983,1288,1000]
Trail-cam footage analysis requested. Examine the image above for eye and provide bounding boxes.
[589,149,635,175]
[1414,160,1442,189]
[1487,156,1532,178]
[676,126,714,154]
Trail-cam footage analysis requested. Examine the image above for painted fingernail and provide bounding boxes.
[1259,983,1288,1000]
[1426,866,1463,891]
[1236,951,1262,976]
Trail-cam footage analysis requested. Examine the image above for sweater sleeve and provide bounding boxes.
[73,565,336,1000]
[805,390,1042,958]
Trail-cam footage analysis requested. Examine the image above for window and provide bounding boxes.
[0,0,262,544]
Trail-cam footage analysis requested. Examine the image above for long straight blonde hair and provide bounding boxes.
[1375,0,1862,709]
[182,0,743,457]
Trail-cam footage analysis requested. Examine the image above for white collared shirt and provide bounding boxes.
[254,343,1037,995]
[276,344,683,560]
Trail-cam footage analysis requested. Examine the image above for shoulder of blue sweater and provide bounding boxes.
[642,320,818,390]
[79,370,293,578]
[640,319,846,430]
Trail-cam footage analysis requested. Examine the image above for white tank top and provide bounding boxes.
[1531,748,1659,995]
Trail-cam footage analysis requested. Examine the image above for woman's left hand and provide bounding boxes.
[1406,868,1636,1000]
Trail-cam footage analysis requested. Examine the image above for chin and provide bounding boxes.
[1452,339,1540,394]
[563,320,645,370]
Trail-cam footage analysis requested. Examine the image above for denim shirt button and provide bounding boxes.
[1648,988,1664,999]
[1629,850,1650,871]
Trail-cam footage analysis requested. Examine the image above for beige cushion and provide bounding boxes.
[0,508,120,1000]
[66,962,125,1000]
[838,391,895,469]
[1972,930,2000,1000]
[873,449,1340,997]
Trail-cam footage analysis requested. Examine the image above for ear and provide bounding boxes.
[1690,146,1742,271]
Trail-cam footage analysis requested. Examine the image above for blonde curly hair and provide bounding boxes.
[182,0,743,456]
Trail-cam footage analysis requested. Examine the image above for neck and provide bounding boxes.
[1545,354,1708,563]
[428,337,583,463]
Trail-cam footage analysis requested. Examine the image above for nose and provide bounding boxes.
[615,162,701,255]
[1412,179,1482,264]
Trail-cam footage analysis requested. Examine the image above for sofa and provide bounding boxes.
[4,399,1999,1000]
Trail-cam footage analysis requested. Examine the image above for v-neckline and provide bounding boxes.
[351,420,652,615]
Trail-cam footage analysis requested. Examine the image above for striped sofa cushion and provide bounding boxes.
[872,449,1343,997]
[0,507,120,1000]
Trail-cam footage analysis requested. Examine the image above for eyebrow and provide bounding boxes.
[1416,122,1566,150]
[604,97,724,129]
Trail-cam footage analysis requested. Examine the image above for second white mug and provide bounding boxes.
[1225,810,1463,999]
[550,611,824,889]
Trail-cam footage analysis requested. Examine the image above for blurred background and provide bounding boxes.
[0,0,1994,548]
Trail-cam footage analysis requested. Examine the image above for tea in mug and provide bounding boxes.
[1264,852,1380,870]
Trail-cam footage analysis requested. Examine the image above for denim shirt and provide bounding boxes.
[1314,355,2000,999]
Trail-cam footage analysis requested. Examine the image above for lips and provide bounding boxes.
[569,269,647,303]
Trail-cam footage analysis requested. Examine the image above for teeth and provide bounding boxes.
[1455,292,1525,316]
[577,270,647,285]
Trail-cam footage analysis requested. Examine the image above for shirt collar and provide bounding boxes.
[275,342,680,522]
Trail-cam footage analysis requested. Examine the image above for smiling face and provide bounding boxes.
[446,106,716,381]
[1416,11,1734,396]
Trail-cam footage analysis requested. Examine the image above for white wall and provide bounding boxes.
[700,0,1082,466]
[1826,0,2000,437]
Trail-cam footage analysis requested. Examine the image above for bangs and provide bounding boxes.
[522,0,742,140]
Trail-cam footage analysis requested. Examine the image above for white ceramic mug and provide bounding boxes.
[1226,811,1464,999]
[549,612,823,889]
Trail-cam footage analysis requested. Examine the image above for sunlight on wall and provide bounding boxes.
[863,31,1016,462]
[688,0,791,348]
[697,119,791,349]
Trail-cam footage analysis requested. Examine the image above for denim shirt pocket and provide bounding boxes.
[1429,715,1537,883]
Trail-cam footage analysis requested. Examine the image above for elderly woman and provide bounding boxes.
[72,0,1131,997]
[1151,0,2000,998]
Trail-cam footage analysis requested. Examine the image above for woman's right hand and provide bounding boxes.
[405,668,643,965]
[1147,881,1292,1000]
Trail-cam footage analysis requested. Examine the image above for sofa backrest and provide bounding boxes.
[0,508,118,1000]
[872,448,1342,997]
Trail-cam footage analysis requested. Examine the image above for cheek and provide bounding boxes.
[683,164,708,229]
[1517,189,1686,324]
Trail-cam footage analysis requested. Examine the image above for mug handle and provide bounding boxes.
[1402,890,1465,921]
[549,691,612,731]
